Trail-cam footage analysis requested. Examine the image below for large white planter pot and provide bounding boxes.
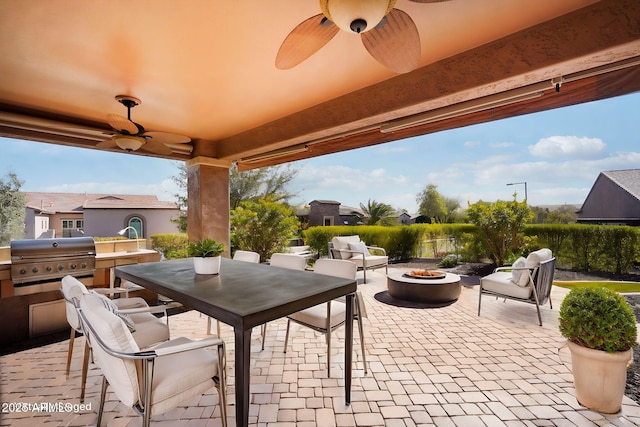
[193,256,221,275]
[567,340,632,413]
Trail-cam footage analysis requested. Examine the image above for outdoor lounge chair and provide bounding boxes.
[77,292,227,427]
[328,235,388,283]
[61,275,170,402]
[284,258,367,377]
[478,248,556,326]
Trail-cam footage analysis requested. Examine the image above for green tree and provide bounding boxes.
[353,199,395,225]
[545,205,577,224]
[0,172,27,245]
[417,184,447,223]
[467,199,534,265]
[230,198,300,262]
[171,162,299,232]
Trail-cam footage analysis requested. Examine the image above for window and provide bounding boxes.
[323,216,334,226]
[62,219,84,237]
[127,217,143,238]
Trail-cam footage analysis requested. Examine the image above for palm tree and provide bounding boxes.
[353,199,395,226]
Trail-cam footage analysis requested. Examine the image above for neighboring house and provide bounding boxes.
[297,200,364,227]
[24,192,180,240]
[576,169,640,226]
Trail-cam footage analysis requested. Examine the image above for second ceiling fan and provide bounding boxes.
[276,0,451,74]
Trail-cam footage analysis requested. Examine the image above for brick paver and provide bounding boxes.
[1,266,639,426]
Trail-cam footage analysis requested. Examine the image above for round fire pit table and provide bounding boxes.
[387,271,461,304]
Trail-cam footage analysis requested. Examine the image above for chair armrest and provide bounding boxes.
[153,337,225,356]
[118,305,167,315]
[493,266,533,273]
[93,287,131,297]
[366,245,386,255]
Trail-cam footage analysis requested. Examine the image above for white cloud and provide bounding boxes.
[464,141,481,148]
[529,136,605,158]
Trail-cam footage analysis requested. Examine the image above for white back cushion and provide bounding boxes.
[332,236,361,260]
[314,258,357,280]
[510,257,526,286]
[270,253,306,270]
[81,293,140,407]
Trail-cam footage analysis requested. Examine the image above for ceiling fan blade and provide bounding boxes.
[95,138,118,149]
[276,14,339,70]
[361,9,420,74]
[139,139,173,155]
[407,0,451,3]
[143,131,191,144]
[107,113,139,135]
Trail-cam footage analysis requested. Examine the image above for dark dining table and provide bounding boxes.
[115,257,357,427]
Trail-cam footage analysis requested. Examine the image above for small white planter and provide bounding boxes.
[193,256,222,275]
[567,340,633,413]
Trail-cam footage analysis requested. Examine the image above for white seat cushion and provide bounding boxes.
[481,271,532,299]
[149,337,219,416]
[288,301,346,329]
[113,297,148,310]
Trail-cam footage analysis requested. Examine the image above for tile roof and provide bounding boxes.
[25,192,177,213]
[603,169,640,201]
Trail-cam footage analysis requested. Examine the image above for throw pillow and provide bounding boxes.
[510,257,527,286]
[348,241,371,257]
[92,291,136,332]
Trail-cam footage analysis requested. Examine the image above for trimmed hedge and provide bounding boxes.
[150,233,189,260]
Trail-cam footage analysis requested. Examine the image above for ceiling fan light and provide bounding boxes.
[323,0,395,34]
[113,135,145,151]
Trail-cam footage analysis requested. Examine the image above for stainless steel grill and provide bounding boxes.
[10,237,96,286]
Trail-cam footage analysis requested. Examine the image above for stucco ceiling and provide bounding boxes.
[0,0,639,170]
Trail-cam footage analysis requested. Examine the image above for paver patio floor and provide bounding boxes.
[2,266,639,426]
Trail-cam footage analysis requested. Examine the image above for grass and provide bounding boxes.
[554,281,640,293]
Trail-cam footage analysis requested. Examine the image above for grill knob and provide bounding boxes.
[19,268,27,275]
[57,265,64,271]
[32,267,39,273]
[70,264,77,270]
[80,263,87,269]
[45,266,53,272]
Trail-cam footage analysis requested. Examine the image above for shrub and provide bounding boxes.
[231,199,299,262]
[438,254,458,268]
[187,238,225,257]
[150,233,189,260]
[559,287,638,353]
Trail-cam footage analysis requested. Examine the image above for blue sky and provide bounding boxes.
[2,92,638,213]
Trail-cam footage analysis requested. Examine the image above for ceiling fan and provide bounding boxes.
[96,95,191,155]
[276,0,451,74]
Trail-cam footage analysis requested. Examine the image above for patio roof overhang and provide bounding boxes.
[0,0,638,171]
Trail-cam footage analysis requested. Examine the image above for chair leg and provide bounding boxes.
[216,344,228,427]
[97,376,108,426]
[355,298,367,374]
[283,319,291,353]
[80,340,90,403]
[261,323,267,350]
[66,328,75,377]
[326,303,332,377]
[362,268,367,284]
[477,285,483,316]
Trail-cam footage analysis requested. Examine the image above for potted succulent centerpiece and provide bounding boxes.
[559,287,638,413]
[188,238,225,275]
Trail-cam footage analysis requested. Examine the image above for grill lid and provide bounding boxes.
[10,237,96,260]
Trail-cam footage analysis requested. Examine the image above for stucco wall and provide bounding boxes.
[83,209,180,240]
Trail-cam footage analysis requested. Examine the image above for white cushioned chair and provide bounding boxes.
[259,253,308,349]
[61,275,170,402]
[284,258,367,376]
[328,235,388,283]
[478,248,556,326]
[78,292,227,427]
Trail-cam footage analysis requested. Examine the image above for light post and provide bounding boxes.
[506,181,527,203]
[118,226,140,251]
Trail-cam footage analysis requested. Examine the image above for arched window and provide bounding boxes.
[127,217,143,238]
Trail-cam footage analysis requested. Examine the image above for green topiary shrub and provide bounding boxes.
[559,287,638,353]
